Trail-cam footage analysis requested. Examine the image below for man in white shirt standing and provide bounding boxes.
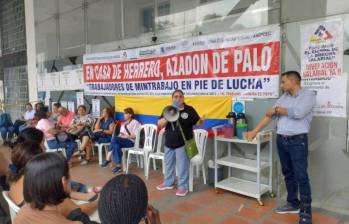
[246,71,316,224]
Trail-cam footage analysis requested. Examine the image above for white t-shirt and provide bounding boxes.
[24,110,35,121]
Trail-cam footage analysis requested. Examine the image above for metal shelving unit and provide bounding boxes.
[213,126,273,205]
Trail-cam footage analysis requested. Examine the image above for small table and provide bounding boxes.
[212,126,274,205]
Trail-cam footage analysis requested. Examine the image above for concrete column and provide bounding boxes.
[24,0,38,103]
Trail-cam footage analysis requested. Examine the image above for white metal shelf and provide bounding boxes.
[216,177,270,199]
[216,156,270,172]
[212,126,274,206]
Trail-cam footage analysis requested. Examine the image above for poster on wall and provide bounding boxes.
[68,101,75,113]
[301,19,346,117]
[83,25,281,98]
[45,91,50,106]
[76,92,84,106]
[91,99,100,118]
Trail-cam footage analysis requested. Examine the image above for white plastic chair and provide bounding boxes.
[121,127,142,172]
[146,128,165,179]
[95,121,118,166]
[189,129,208,192]
[75,118,98,157]
[126,124,157,176]
[2,191,20,222]
[44,139,67,158]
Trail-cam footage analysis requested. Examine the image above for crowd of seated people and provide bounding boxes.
[13,152,98,224]
[0,101,164,223]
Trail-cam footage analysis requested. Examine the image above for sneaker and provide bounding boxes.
[299,212,312,224]
[80,160,89,165]
[275,204,300,214]
[112,166,122,174]
[176,188,188,197]
[156,183,175,191]
[101,160,111,168]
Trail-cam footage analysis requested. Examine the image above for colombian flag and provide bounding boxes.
[115,96,231,130]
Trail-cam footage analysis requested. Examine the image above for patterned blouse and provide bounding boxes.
[72,114,94,128]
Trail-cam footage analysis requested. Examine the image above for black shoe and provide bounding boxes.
[299,212,312,224]
[101,160,111,168]
[275,203,300,214]
[112,166,122,174]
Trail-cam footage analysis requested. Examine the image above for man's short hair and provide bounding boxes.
[281,71,301,83]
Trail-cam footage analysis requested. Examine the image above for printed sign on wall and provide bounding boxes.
[301,19,346,117]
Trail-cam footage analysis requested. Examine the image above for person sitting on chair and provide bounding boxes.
[98,174,161,224]
[13,103,35,136]
[101,107,141,174]
[14,152,98,224]
[57,106,75,132]
[11,127,101,199]
[91,107,115,144]
[0,112,14,142]
[49,102,61,123]
[68,105,94,165]
[35,107,77,162]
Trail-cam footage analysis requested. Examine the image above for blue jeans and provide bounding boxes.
[164,145,189,191]
[277,134,312,213]
[13,120,25,135]
[109,137,134,164]
[71,180,88,193]
[18,124,28,133]
[0,126,14,140]
[47,139,77,161]
[95,136,111,144]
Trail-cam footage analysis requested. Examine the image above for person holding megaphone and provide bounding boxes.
[156,89,204,197]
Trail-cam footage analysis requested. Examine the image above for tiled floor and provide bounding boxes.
[70,157,349,224]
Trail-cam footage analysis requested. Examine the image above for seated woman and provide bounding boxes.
[14,152,98,224]
[8,141,99,219]
[49,102,61,123]
[68,105,94,165]
[35,107,77,162]
[12,127,101,197]
[101,108,141,174]
[91,107,115,144]
[98,174,161,224]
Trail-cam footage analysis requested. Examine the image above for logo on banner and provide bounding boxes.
[161,45,176,54]
[160,47,165,53]
[139,49,156,56]
[309,25,333,44]
[122,51,128,58]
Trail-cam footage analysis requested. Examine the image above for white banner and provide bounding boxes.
[83,25,281,98]
[301,20,346,117]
